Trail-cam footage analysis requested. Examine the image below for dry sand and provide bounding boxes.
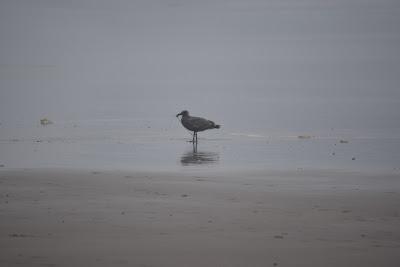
[1,168,400,266]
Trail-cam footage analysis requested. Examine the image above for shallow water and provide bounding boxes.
[0,119,399,174]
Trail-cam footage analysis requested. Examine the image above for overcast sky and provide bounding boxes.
[1,0,399,131]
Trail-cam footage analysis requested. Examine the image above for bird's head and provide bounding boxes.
[176,110,189,118]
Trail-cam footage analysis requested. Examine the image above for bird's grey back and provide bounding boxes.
[181,116,216,132]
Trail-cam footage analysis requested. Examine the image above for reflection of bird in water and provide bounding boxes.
[180,144,219,166]
[176,110,220,143]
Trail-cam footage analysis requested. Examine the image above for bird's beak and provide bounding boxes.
[176,112,182,118]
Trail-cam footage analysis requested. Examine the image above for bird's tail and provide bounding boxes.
[208,120,221,129]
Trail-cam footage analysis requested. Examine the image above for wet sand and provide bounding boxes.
[1,169,400,267]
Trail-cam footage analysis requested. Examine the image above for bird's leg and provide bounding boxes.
[195,132,198,143]
[192,132,195,143]
[192,140,197,152]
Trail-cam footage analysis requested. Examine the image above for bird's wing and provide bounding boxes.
[186,116,212,131]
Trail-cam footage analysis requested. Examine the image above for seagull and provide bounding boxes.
[176,110,220,143]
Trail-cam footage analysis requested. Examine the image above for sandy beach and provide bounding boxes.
[1,168,399,267]
[2,0,400,266]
